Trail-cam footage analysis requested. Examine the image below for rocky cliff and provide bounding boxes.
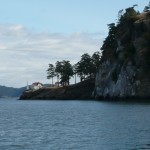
[94,9,150,99]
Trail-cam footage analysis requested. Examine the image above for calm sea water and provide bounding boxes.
[0,99,150,150]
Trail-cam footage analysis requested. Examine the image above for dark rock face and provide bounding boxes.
[94,12,150,99]
[20,79,95,100]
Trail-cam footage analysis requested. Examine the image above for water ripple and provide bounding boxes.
[0,99,150,150]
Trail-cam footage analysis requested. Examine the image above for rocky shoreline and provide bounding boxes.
[20,79,95,100]
[20,78,150,101]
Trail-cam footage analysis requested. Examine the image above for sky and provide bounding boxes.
[0,0,149,87]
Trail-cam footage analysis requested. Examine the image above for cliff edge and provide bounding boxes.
[94,9,150,99]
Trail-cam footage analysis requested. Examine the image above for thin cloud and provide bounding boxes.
[0,24,105,87]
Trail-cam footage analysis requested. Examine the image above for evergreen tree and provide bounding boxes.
[76,53,93,81]
[101,23,117,50]
[119,6,139,24]
[91,51,101,74]
[47,64,56,85]
[55,60,73,86]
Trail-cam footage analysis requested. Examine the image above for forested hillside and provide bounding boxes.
[0,86,25,97]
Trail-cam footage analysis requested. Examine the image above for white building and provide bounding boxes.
[26,81,30,90]
[31,82,43,90]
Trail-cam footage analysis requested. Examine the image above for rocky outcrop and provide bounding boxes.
[20,79,95,100]
[94,11,150,99]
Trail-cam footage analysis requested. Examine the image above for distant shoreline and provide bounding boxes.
[19,79,150,102]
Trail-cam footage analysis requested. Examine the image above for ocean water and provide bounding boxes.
[0,99,150,150]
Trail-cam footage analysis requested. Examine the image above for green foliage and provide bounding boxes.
[101,23,117,50]
[55,60,73,86]
[100,5,140,66]
[55,61,63,76]
[91,51,101,76]
[75,53,92,81]
[47,51,101,86]
[91,51,101,70]
[47,64,56,85]
[80,53,92,76]
[75,52,101,81]
[119,7,139,24]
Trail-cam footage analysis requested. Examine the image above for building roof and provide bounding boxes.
[32,82,43,86]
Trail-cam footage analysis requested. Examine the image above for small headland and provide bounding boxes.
[20,79,95,100]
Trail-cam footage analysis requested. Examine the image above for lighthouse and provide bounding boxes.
[26,81,30,90]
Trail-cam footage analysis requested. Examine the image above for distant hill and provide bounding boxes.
[0,85,26,97]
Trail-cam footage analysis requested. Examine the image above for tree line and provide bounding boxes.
[47,3,150,87]
[47,51,101,86]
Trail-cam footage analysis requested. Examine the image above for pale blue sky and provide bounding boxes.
[0,0,148,33]
[0,0,149,87]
